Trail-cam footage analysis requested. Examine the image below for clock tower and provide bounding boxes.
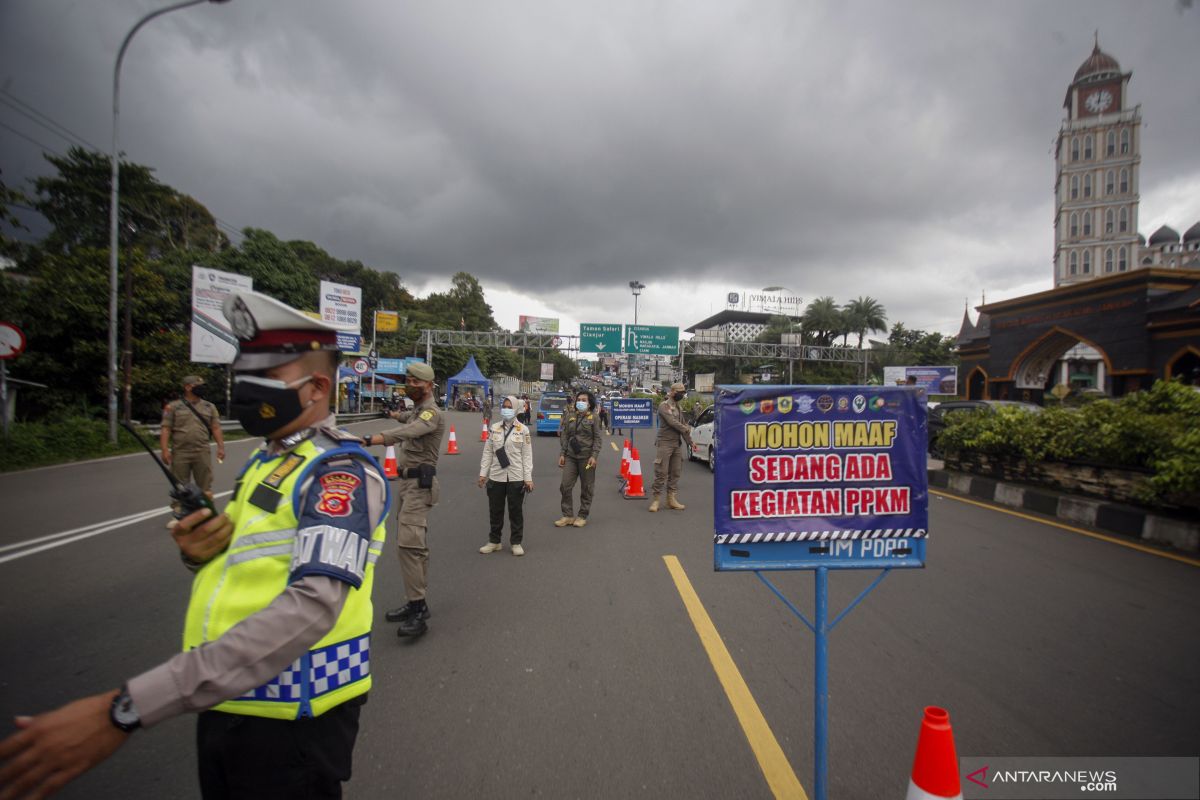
[1053,37,1141,286]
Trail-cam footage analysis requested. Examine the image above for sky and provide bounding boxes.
[2,0,1198,342]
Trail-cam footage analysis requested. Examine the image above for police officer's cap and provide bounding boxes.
[181,374,205,387]
[406,362,434,381]
[670,382,686,393]
[222,291,349,371]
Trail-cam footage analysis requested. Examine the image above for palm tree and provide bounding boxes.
[843,296,888,349]
[801,297,843,347]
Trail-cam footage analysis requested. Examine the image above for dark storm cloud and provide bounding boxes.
[1,1,1197,333]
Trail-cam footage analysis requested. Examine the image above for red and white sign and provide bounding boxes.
[0,322,25,360]
[353,359,370,375]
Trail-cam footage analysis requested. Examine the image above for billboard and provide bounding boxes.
[319,280,362,333]
[540,362,555,380]
[883,366,958,395]
[713,385,928,571]
[375,310,399,332]
[695,373,716,393]
[520,315,560,334]
[190,266,252,364]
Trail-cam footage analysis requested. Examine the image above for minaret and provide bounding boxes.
[1052,37,1141,286]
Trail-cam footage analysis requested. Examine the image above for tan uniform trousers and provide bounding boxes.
[395,476,436,602]
[651,441,684,496]
[171,447,214,493]
[560,456,597,519]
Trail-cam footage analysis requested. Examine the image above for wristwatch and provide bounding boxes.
[109,685,141,733]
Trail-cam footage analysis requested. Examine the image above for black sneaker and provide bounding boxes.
[385,601,430,623]
[396,616,428,637]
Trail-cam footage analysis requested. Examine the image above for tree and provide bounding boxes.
[801,297,844,347]
[843,296,888,349]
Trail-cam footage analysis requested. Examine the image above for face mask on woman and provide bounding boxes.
[575,401,588,412]
[500,407,516,420]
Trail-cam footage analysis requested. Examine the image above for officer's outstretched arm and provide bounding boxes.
[0,690,129,799]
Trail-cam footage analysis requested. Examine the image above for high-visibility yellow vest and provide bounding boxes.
[183,436,389,720]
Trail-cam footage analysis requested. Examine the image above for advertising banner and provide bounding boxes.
[190,266,252,364]
[713,385,928,571]
[540,362,555,380]
[336,332,362,353]
[611,398,654,428]
[319,280,362,333]
[695,373,716,393]
[883,366,958,395]
[376,357,425,375]
[520,315,560,334]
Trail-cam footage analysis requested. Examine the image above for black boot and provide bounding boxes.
[385,600,430,623]
[396,614,428,637]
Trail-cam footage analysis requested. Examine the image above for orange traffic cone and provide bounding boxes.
[480,420,489,442]
[383,445,399,480]
[619,439,631,483]
[906,707,962,800]
[446,426,459,455]
[623,447,646,499]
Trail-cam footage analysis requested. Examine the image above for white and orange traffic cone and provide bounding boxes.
[619,439,631,484]
[623,447,646,499]
[906,707,962,800]
[383,445,399,480]
[446,426,459,455]
[480,420,489,442]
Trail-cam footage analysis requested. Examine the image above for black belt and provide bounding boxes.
[400,467,436,479]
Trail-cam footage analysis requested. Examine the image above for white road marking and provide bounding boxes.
[0,490,234,565]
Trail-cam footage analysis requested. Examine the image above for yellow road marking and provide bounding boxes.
[930,489,1200,568]
[662,555,808,800]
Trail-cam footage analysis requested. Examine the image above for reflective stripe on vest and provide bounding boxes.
[183,437,389,720]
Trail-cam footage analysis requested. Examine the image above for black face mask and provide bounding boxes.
[232,375,313,437]
[673,392,685,401]
[190,385,205,398]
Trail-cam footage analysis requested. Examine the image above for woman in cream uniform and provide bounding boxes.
[477,395,535,555]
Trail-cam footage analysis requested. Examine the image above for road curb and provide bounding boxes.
[928,469,1199,554]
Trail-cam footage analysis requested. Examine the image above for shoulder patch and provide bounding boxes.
[315,471,363,517]
[419,409,435,421]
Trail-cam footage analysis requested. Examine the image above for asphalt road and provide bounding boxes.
[1,410,1197,799]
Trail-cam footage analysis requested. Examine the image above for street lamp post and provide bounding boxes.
[107,0,230,443]
[628,280,644,385]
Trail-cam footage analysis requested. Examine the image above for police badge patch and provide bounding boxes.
[316,471,362,517]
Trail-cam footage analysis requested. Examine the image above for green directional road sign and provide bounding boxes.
[579,323,623,353]
[625,324,679,356]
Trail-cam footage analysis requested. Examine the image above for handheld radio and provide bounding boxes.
[120,421,217,519]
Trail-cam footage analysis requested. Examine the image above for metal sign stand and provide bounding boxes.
[754,566,893,800]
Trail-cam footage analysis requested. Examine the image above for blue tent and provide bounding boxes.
[445,355,491,401]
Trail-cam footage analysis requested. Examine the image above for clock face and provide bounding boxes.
[1084,89,1113,114]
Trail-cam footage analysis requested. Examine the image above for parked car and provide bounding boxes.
[688,404,716,471]
[927,399,1042,455]
[536,392,569,435]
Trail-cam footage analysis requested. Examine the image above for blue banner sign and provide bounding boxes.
[375,357,425,375]
[337,332,363,353]
[611,398,655,428]
[714,385,928,571]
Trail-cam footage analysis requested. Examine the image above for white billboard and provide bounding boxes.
[540,362,555,380]
[190,266,252,364]
[694,372,716,393]
[319,280,362,333]
[520,315,560,334]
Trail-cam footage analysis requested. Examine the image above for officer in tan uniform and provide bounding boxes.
[365,362,444,637]
[648,382,693,513]
[556,389,602,528]
[160,375,225,505]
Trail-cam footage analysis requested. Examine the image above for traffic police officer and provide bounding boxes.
[365,361,444,637]
[556,389,602,527]
[0,290,390,799]
[648,382,693,513]
[160,374,226,508]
